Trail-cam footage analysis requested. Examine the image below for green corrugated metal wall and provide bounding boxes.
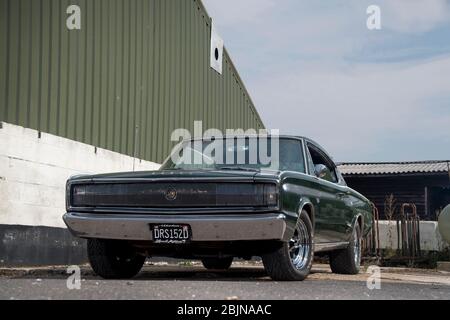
[0,0,264,163]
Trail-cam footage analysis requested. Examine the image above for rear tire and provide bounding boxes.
[87,239,145,279]
[329,223,362,275]
[201,257,233,270]
[262,210,314,281]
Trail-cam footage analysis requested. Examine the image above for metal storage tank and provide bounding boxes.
[0,0,265,163]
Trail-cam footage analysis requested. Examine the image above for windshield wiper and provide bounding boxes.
[217,166,260,172]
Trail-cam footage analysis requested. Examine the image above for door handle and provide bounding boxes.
[336,192,348,198]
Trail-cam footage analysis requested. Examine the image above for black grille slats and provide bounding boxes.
[71,182,270,208]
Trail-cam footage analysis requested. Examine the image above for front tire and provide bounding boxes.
[201,257,233,270]
[329,223,362,275]
[262,210,314,281]
[87,239,145,279]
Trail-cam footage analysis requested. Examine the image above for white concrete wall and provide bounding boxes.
[378,220,449,252]
[0,122,160,228]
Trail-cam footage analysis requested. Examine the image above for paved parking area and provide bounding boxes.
[1,263,449,300]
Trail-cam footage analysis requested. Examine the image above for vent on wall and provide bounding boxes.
[210,22,224,74]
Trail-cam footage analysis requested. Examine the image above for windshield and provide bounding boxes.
[161,137,305,173]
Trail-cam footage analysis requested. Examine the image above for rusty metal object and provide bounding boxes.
[373,204,380,256]
[362,203,380,257]
[363,202,422,263]
[396,203,421,259]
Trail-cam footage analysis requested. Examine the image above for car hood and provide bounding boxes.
[69,168,282,183]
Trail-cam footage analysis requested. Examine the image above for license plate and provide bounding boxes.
[151,224,191,244]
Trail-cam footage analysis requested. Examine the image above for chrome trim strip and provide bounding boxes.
[69,176,258,184]
[315,242,349,252]
[63,212,287,242]
[68,206,279,215]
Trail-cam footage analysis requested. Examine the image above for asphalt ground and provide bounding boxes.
[0,262,449,300]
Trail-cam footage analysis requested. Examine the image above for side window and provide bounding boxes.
[335,167,347,186]
[305,146,316,176]
[307,143,338,183]
[278,139,306,173]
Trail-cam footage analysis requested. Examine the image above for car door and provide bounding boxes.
[334,166,360,241]
[305,142,353,244]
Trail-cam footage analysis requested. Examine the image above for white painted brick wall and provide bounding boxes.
[0,122,160,228]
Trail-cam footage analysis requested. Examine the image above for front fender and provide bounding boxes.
[348,191,373,238]
[279,172,319,241]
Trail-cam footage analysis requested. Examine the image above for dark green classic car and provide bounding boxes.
[64,136,372,281]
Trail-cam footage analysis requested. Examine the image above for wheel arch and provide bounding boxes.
[353,213,364,233]
[298,201,315,230]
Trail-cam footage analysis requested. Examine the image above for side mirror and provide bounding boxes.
[314,164,332,180]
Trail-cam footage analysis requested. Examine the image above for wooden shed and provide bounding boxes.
[338,161,450,221]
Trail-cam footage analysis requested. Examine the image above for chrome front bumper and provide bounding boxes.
[63,212,287,241]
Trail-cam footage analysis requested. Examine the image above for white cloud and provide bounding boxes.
[379,0,450,33]
[203,0,276,25]
[251,55,450,161]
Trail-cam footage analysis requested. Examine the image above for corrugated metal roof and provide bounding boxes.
[338,160,450,175]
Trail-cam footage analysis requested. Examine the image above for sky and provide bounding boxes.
[202,0,450,162]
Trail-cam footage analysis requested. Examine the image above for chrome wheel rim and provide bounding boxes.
[353,228,361,266]
[289,219,311,270]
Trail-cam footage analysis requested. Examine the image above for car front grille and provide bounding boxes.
[70,182,277,208]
